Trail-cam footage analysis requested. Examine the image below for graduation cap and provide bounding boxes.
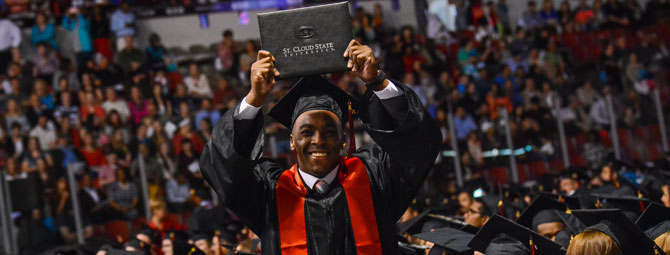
[122,239,146,252]
[517,195,583,231]
[636,202,670,240]
[413,227,474,255]
[516,195,584,248]
[571,209,661,255]
[267,75,359,129]
[106,249,145,255]
[189,232,212,243]
[467,215,565,255]
[398,209,478,236]
[590,193,649,221]
[137,226,161,245]
[535,192,581,210]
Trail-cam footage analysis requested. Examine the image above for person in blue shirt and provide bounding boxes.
[62,7,92,71]
[194,98,221,131]
[110,3,136,52]
[145,33,168,71]
[31,12,58,49]
[453,106,478,140]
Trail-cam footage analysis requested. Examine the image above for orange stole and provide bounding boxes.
[275,157,382,254]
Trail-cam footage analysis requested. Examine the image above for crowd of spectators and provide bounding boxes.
[0,0,670,254]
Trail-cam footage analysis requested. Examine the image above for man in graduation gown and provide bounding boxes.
[200,39,442,254]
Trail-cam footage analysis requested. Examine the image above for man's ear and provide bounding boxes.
[289,134,295,151]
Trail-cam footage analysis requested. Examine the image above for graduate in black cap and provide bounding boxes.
[589,193,650,221]
[464,197,493,228]
[199,39,441,254]
[568,209,663,255]
[161,231,206,255]
[558,167,592,209]
[468,215,565,255]
[516,195,585,248]
[413,227,474,255]
[636,202,670,254]
[590,161,636,196]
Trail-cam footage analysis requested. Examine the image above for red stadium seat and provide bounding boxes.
[648,144,662,160]
[570,155,586,167]
[550,159,565,172]
[529,161,549,177]
[617,129,631,148]
[633,127,650,143]
[105,220,130,243]
[488,166,509,185]
[600,130,612,148]
[516,164,530,183]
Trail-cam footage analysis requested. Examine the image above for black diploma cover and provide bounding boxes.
[257,1,353,79]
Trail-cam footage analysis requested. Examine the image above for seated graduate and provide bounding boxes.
[636,202,670,254]
[199,39,442,254]
[568,209,662,255]
[468,214,564,255]
[516,195,585,249]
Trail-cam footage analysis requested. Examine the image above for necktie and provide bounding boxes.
[313,179,329,195]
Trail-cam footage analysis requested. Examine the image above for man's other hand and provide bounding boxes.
[248,50,280,107]
[344,39,378,84]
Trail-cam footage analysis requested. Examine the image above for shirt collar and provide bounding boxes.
[298,165,339,189]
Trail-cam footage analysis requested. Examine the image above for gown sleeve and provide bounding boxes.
[355,79,443,221]
[199,103,283,233]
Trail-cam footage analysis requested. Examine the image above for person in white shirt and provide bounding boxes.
[101,87,130,121]
[29,115,57,150]
[166,173,191,213]
[0,17,21,73]
[184,63,212,99]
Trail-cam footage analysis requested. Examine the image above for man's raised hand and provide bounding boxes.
[247,50,280,107]
[344,39,378,84]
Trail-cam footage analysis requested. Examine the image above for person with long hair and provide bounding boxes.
[566,230,621,255]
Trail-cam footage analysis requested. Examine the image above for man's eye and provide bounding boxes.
[301,131,313,136]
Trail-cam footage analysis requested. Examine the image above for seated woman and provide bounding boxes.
[566,229,620,255]
[147,200,186,236]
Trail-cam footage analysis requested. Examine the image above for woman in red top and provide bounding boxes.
[79,131,107,167]
[147,200,186,236]
[80,92,106,122]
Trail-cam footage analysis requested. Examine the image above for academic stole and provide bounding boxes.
[275,157,382,254]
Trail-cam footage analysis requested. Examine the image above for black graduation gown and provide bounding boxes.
[200,82,442,255]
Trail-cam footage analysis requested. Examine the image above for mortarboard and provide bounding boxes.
[468,215,565,255]
[267,75,359,129]
[189,232,212,243]
[516,195,584,249]
[590,193,649,221]
[571,209,662,255]
[137,226,161,245]
[636,202,670,240]
[397,209,478,236]
[535,192,582,210]
[106,249,145,255]
[517,195,581,230]
[413,227,474,255]
[122,239,146,252]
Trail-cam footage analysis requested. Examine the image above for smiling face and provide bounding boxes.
[290,110,345,178]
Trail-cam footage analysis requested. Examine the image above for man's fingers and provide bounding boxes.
[257,50,272,61]
[344,39,360,57]
[273,68,281,77]
[256,62,273,68]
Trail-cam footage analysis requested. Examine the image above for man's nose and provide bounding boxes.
[311,131,324,145]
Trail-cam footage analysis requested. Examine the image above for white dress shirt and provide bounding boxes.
[0,20,21,51]
[299,165,339,189]
[235,80,404,119]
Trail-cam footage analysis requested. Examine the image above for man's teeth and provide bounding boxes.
[311,152,327,157]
